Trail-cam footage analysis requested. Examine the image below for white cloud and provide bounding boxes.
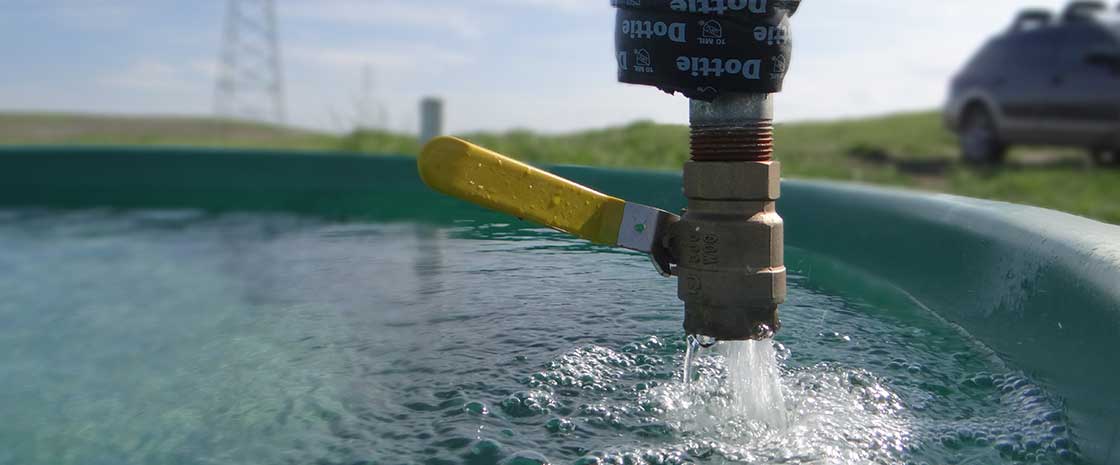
[283,1,486,39]
[483,0,606,13]
[281,41,476,133]
[98,60,202,92]
[288,43,472,72]
[47,0,142,30]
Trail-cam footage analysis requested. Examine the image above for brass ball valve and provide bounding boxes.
[418,0,800,341]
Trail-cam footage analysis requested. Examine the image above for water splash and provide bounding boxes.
[637,338,914,464]
[681,336,698,384]
[670,336,790,436]
[720,340,788,429]
[682,335,718,384]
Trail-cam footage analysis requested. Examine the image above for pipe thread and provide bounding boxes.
[689,120,774,162]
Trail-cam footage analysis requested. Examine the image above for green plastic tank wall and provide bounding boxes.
[2,146,1118,464]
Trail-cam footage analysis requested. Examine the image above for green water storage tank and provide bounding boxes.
[1,146,1117,463]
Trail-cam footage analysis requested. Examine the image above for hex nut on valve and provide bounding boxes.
[684,161,781,201]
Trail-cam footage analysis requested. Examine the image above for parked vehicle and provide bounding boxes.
[945,1,1120,165]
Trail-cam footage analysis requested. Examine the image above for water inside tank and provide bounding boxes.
[0,210,1081,465]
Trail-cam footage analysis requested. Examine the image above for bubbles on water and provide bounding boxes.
[500,450,550,465]
[578,448,691,465]
[505,330,1081,465]
[544,417,576,435]
[464,401,489,416]
[631,338,913,464]
[527,345,636,392]
[943,371,1082,462]
[579,403,632,429]
[500,390,558,418]
[624,335,665,352]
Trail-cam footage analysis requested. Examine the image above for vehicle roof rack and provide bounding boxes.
[1063,1,1106,22]
[1012,9,1054,31]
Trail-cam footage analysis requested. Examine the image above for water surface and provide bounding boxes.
[0,210,1080,464]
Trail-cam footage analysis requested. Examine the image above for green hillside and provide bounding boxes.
[1,111,1117,224]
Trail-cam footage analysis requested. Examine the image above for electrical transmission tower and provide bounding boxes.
[214,0,286,124]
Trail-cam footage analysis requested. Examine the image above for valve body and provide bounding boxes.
[672,93,786,340]
[610,0,799,340]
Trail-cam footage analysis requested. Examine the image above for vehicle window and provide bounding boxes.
[1013,11,1053,32]
[1101,16,1120,43]
[1058,23,1118,67]
[964,39,1007,76]
[1004,27,1063,73]
[1064,3,1106,23]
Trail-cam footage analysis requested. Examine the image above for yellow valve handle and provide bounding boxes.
[418,136,625,245]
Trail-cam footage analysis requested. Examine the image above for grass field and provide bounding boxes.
[2,111,1117,224]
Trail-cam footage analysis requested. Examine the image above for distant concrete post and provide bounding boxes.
[419,97,444,145]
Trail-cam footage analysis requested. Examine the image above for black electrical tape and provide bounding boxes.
[612,0,800,100]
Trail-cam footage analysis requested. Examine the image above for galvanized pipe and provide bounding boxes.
[689,93,774,162]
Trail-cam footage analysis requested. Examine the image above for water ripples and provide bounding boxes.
[0,213,1083,465]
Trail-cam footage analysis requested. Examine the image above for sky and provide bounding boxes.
[0,0,1090,134]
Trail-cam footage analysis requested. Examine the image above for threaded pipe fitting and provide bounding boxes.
[676,92,785,341]
[689,93,774,162]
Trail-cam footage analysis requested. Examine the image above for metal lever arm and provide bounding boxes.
[418,137,678,275]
